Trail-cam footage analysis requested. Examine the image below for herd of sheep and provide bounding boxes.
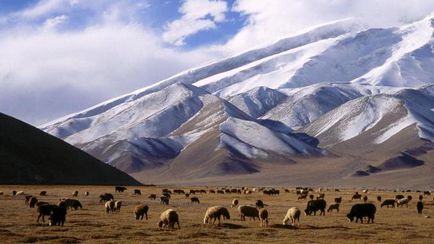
[4,186,432,229]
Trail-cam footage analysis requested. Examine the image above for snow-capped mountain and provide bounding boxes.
[42,16,434,186]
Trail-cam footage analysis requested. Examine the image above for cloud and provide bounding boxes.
[224,0,434,53]
[0,2,214,125]
[163,0,228,46]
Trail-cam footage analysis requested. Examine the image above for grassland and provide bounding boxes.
[0,185,433,243]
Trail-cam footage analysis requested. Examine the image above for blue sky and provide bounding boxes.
[1,0,434,125]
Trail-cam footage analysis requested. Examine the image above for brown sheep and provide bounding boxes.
[134,204,149,220]
[203,206,230,224]
[39,191,47,196]
[158,209,180,229]
[238,205,259,221]
[148,194,157,200]
[72,191,78,197]
[259,208,269,227]
[327,203,340,212]
[114,201,122,212]
[190,197,200,204]
[231,199,239,208]
[37,204,56,223]
[61,199,82,210]
[105,200,115,213]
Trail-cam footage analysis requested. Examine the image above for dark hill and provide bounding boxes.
[0,112,141,185]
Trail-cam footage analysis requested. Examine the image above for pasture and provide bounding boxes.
[0,185,433,243]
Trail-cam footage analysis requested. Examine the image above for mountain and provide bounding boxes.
[42,17,434,187]
[0,112,141,185]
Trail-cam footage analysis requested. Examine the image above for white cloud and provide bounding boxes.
[224,0,434,53]
[163,0,228,46]
[0,3,214,125]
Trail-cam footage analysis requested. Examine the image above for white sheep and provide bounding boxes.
[231,199,239,208]
[397,198,410,207]
[203,206,230,224]
[283,207,301,226]
[158,209,180,229]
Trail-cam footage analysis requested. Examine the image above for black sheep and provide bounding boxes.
[347,203,376,224]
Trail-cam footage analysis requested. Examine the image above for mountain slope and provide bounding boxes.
[41,16,434,186]
[0,112,141,185]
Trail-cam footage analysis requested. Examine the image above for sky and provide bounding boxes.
[1,0,434,125]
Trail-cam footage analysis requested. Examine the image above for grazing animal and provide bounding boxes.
[29,197,38,208]
[347,203,376,224]
[190,197,200,204]
[203,206,230,224]
[238,205,259,221]
[61,199,82,210]
[317,193,325,200]
[377,196,382,202]
[334,197,342,204]
[327,203,340,213]
[85,192,89,196]
[395,194,405,200]
[298,194,307,200]
[185,193,190,198]
[231,199,239,208]
[352,192,362,200]
[255,200,265,208]
[99,193,114,203]
[148,194,157,200]
[72,191,78,197]
[15,191,25,196]
[259,208,269,227]
[114,201,122,212]
[282,207,301,226]
[12,190,17,196]
[363,196,368,202]
[134,204,149,220]
[37,204,56,223]
[134,189,141,195]
[158,209,180,229]
[305,199,326,216]
[115,186,127,192]
[397,197,411,207]
[417,201,423,214]
[381,199,396,208]
[105,200,115,213]
[39,191,47,196]
[49,202,67,226]
[160,196,169,205]
[0,191,3,195]
[25,195,33,205]
[423,191,431,196]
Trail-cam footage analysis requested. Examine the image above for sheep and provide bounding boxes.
[282,207,301,226]
[49,202,67,226]
[37,204,56,223]
[160,196,169,205]
[29,197,38,208]
[347,203,376,224]
[39,191,47,196]
[25,195,32,205]
[148,194,157,200]
[305,199,326,216]
[377,196,382,202]
[61,199,82,210]
[72,191,78,197]
[185,193,190,198]
[99,193,114,203]
[259,208,269,227]
[114,201,122,212]
[15,191,25,196]
[334,197,342,204]
[298,194,307,200]
[134,189,141,195]
[395,194,405,200]
[190,197,200,204]
[158,209,180,229]
[134,204,149,220]
[397,197,410,207]
[85,191,89,196]
[238,205,259,221]
[231,199,239,208]
[417,201,423,214]
[327,203,340,213]
[203,206,230,224]
[317,193,325,200]
[363,196,368,202]
[381,199,396,208]
[0,191,3,195]
[255,200,265,208]
[105,200,115,213]
[115,186,127,192]
[352,192,362,200]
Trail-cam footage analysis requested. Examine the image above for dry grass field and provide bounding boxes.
[0,185,433,243]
